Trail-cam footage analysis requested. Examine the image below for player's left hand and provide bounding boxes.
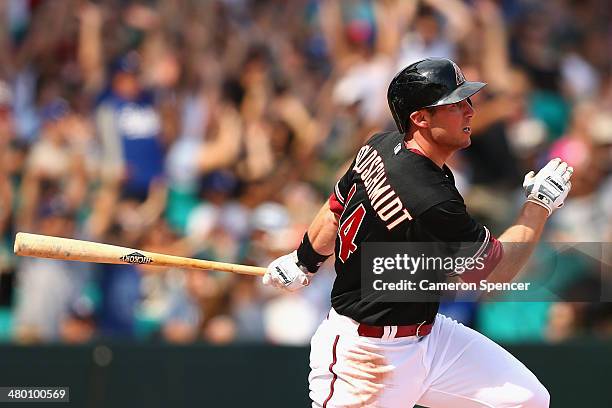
[263,251,312,291]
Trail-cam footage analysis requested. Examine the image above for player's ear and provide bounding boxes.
[409,110,429,129]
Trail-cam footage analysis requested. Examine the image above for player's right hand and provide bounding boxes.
[523,158,573,216]
[263,251,311,291]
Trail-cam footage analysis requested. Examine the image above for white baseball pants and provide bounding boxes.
[309,309,550,407]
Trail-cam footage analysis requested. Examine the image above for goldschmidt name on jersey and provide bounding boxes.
[353,145,412,230]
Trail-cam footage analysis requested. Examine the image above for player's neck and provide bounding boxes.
[404,134,451,168]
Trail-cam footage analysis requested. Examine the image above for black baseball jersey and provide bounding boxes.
[328,131,497,326]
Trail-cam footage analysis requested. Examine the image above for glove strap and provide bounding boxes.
[296,232,331,273]
[526,198,552,216]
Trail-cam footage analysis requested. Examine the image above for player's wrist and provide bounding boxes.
[524,199,552,217]
[296,232,330,273]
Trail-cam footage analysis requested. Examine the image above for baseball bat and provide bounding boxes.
[13,232,267,276]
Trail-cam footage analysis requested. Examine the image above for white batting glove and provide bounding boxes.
[523,158,573,216]
[263,251,312,292]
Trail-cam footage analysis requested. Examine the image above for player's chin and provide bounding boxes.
[456,128,472,148]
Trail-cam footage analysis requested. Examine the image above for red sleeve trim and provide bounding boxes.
[329,193,344,218]
[460,236,504,284]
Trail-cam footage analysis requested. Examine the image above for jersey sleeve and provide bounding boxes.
[406,199,503,282]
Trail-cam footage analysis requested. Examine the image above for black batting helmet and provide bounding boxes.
[387,58,486,133]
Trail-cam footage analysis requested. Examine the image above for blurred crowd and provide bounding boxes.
[0,0,610,345]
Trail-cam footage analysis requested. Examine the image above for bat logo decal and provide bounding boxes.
[120,252,153,264]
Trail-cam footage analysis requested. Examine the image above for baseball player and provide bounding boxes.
[263,58,572,407]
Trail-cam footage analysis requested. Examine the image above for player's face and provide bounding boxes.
[426,99,474,149]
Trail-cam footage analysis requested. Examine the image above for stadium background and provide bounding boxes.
[0,0,610,406]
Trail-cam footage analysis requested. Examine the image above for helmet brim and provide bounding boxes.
[424,81,487,108]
